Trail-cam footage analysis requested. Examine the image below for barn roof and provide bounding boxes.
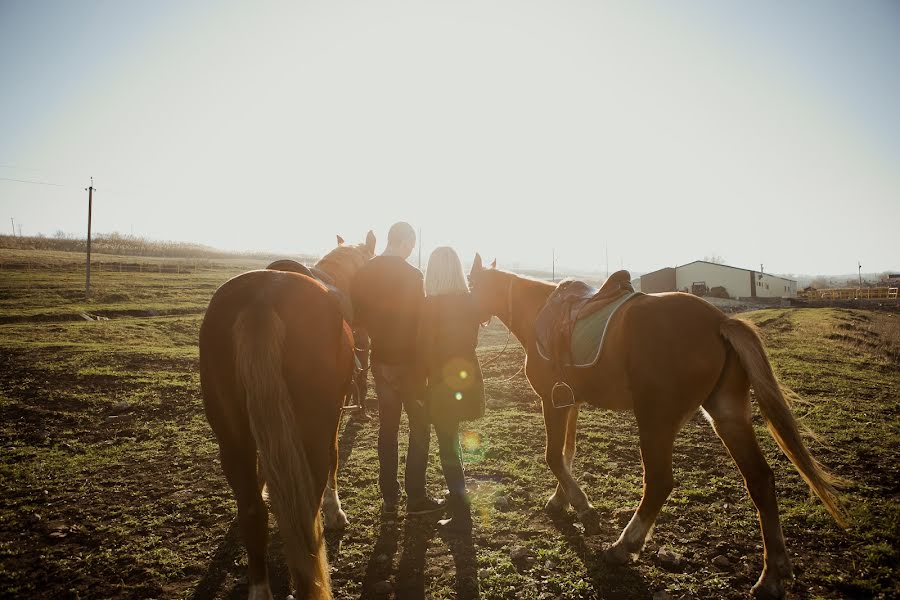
[676,260,797,282]
[641,260,797,283]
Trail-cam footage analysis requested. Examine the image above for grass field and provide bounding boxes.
[0,250,897,599]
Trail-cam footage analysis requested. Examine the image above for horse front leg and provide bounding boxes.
[542,398,598,533]
[545,404,579,512]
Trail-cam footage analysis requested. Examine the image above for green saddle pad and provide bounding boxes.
[570,291,639,367]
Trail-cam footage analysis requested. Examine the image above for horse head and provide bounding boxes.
[316,230,376,292]
[468,253,506,323]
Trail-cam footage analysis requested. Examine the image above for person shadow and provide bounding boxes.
[361,515,479,599]
[546,509,651,599]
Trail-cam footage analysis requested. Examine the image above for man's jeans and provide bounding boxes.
[372,362,430,504]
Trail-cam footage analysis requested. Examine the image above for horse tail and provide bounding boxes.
[720,317,848,527]
[233,304,332,599]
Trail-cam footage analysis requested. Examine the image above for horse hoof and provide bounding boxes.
[544,494,568,514]
[751,575,785,600]
[324,509,349,531]
[602,543,634,565]
[576,507,601,535]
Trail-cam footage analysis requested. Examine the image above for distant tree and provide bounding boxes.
[704,254,725,265]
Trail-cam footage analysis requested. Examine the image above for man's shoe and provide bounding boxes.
[438,514,472,535]
[406,496,446,516]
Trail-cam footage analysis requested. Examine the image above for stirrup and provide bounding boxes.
[551,381,575,409]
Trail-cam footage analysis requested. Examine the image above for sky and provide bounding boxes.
[1,0,898,276]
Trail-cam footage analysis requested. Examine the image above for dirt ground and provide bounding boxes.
[0,257,897,599]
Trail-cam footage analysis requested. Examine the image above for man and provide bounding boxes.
[351,222,444,516]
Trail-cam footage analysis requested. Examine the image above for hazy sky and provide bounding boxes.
[1,0,898,275]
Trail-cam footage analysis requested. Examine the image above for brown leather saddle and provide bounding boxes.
[534,270,635,408]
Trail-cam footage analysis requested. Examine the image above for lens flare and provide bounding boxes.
[443,357,474,390]
[461,430,482,452]
[455,391,463,401]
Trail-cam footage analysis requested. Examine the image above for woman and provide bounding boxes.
[418,246,485,533]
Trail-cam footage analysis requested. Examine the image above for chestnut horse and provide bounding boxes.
[468,255,845,599]
[200,232,375,600]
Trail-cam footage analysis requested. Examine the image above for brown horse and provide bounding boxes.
[468,255,845,599]
[200,232,375,600]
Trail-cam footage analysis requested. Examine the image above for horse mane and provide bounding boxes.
[314,244,371,291]
[490,269,556,294]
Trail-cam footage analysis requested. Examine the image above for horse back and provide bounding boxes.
[554,292,728,412]
[200,270,354,438]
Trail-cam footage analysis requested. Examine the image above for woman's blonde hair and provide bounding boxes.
[425,246,469,296]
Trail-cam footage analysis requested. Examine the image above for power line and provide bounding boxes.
[0,176,68,187]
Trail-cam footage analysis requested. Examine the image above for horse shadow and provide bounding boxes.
[339,412,365,465]
[547,509,651,599]
[190,411,368,599]
[361,516,480,599]
[188,518,291,600]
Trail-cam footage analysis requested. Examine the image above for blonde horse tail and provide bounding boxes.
[233,305,332,599]
[720,317,848,527]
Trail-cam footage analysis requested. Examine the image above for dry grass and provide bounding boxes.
[826,310,900,364]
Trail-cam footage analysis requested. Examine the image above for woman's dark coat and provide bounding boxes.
[416,293,485,423]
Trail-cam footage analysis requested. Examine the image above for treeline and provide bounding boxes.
[0,232,317,263]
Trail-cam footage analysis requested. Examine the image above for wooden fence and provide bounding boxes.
[0,260,207,273]
[799,287,899,300]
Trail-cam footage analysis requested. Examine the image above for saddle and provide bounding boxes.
[534,270,638,408]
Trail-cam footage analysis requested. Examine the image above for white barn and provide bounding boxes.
[640,260,797,299]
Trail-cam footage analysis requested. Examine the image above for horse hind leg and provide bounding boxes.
[704,388,792,599]
[322,422,349,530]
[604,421,676,564]
[545,404,579,512]
[220,441,272,600]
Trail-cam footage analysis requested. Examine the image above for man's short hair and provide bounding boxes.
[387,222,416,247]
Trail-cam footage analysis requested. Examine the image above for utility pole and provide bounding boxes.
[9,217,14,236]
[17,224,22,237]
[85,178,94,299]
[858,261,862,288]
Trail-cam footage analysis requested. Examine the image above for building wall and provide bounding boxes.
[640,267,676,293]
[754,274,797,298]
[641,261,797,298]
[675,262,751,298]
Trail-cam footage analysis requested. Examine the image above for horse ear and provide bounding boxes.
[490,258,497,269]
[336,235,345,246]
[365,230,376,254]
[472,253,483,273]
